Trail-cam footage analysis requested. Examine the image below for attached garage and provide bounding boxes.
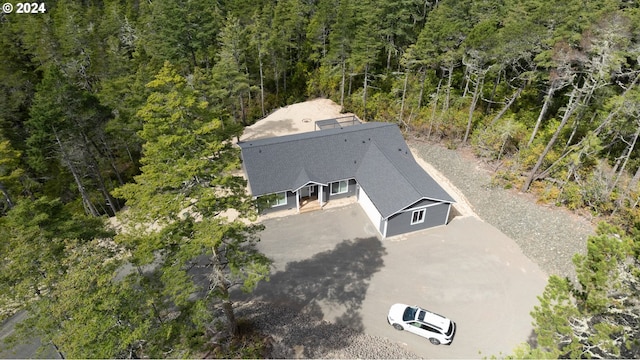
[357,186,384,236]
[384,202,451,238]
[239,121,455,238]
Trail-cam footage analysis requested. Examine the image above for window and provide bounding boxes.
[270,192,287,207]
[330,180,348,195]
[403,306,417,321]
[421,324,439,333]
[411,209,426,225]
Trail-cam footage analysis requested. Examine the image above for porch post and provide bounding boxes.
[319,185,324,206]
[295,190,300,213]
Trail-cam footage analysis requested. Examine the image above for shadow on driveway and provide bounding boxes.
[233,236,386,356]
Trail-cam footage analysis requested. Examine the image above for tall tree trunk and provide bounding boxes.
[399,70,409,127]
[522,86,582,192]
[348,66,353,97]
[0,182,13,210]
[428,77,443,139]
[386,39,393,70]
[80,131,119,215]
[528,86,557,147]
[259,53,265,117]
[545,75,640,181]
[363,63,369,121]
[441,63,454,115]
[629,165,640,194]
[238,94,247,125]
[321,26,328,58]
[283,64,287,94]
[486,68,502,114]
[612,122,640,193]
[489,85,523,127]
[463,71,484,143]
[537,116,620,182]
[273,57,280,98]
[462,66,470,98]
[92,159,119,215]
[211,245,237,336]
[340,59,346,108]
[417,67,427,109]
[624,76,640,195]
[99,135,124,186]
[53,127,99,216]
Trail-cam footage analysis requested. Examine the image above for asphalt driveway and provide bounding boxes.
[241,203,547,358]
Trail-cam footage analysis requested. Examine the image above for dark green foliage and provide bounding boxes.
[3,0,640,357]
[111,62,271,354]
[0,196,109,296]
[137,0,224,71]
[517,223,640,358]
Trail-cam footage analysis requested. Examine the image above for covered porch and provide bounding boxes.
[296,183,325,213]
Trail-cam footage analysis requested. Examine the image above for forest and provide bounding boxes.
[1,0,639,358]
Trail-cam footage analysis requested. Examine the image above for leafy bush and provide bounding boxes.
[471,116,527,160]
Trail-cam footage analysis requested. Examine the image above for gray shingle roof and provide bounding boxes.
[238,122,454,218]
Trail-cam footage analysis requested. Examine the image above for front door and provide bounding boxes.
[300,185,315,198]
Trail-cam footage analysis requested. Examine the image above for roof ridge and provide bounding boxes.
[363,138,422,196]
[239,122,395,148]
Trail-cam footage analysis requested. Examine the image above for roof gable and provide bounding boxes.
[355,142,422,217]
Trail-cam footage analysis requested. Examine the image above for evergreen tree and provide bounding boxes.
[306,0,336,65]
[515,223,640,358]
[112,62,271,341]
[247,10,271,116]
[26,66,117,216]
[211,16,253,126]
[348,0,383,120]
[325,0,358,106]
[137,0,223,71]
[412,0,475,114]
[267,0,308,97]
[379,0,424,70]
[0,139,23,213]
[0,196,112,357]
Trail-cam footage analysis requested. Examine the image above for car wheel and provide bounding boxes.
[429,338,441,345]
[392,323,403,331]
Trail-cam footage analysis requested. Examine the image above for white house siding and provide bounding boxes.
[357,187,384,236]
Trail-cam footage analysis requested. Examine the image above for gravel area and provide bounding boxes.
[236,301,420,359]
[235,135,595,359]
[409,139,595,281]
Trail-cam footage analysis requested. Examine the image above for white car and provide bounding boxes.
[387,303,456,345]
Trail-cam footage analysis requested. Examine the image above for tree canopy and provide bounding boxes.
[2,0,640,357]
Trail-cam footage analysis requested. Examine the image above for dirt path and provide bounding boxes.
[240,98,355,141]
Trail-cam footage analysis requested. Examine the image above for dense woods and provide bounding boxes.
[1,0,640,357]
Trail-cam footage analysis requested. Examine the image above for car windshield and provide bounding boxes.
[402,306,417,322]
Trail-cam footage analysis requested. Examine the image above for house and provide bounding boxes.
[238,121,455,238]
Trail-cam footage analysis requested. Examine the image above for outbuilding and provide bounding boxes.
[238,121,455,238]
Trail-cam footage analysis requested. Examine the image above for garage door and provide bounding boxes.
[358,187,383,235]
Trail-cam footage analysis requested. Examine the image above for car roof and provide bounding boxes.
[414,306,450,330]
